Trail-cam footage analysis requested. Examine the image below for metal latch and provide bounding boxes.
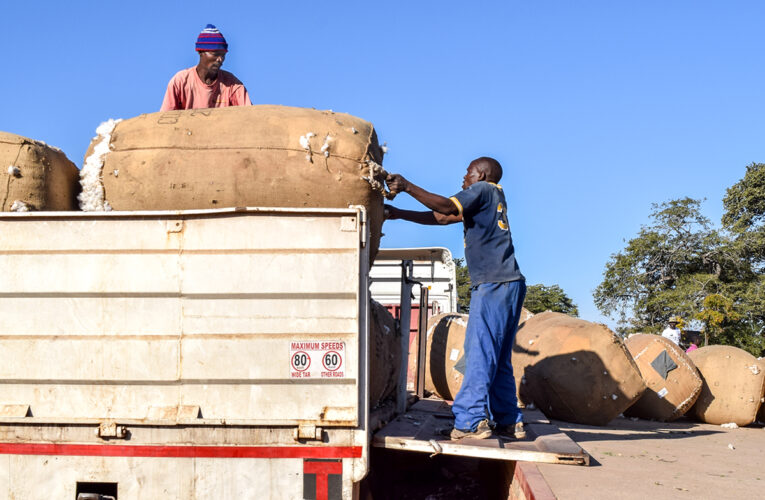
[97,422,127,439]
[294,424,323,441]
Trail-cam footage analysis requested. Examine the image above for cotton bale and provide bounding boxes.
[79,105,387,260]
[0,131,79,211]
[513,311,645,426]
[623,334,702,421]
[688,346,765,426]
[421,307,533,401]
[369,299,401,407]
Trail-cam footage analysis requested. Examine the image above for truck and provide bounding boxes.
[0,207,587,499]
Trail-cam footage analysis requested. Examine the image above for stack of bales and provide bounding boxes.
[513,312,645,425]
[687,346,765,426]
[0,132,80,211]
[623,334,702,421]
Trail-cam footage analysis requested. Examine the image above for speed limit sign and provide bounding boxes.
[290,341,346,379]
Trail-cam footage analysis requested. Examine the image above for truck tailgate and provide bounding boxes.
[0,207,368,427]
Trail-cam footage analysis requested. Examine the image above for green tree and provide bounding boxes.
[524,284,579,316]
[593,198,731,334]
[454,258,472,313]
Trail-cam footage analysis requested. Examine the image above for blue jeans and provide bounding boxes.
[452,280,526,431]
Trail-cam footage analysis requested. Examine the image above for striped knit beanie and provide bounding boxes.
[196,24,228,52]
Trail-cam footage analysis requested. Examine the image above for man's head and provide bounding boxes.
[196,25,228,77]
[462,156,503,189]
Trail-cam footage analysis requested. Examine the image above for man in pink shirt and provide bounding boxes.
[161,24,251,111]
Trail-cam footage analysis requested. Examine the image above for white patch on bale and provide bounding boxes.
[721,423,739,429]
[453,317,467,328]
[7,166,20,177]
[380,141,388,156]
[528,339,535,345]
[749,364,761,375]
[113,169,119,177]
[321,134,333,157]
[299,132,316,163]
[728,443,735,450]
[10,200,29,212]
[351,127,358,134]
[611,394,618,400]
[79,118,122,211]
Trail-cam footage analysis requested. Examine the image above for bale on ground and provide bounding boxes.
[759,358,765,423]
[624,334,702,421]
[513,311,646,426]
[79,105,387,260]
[0,131,79,211]
[688,346,765,426]
[369,299,401,407]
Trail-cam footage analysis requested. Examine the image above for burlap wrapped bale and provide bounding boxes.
[624,334,702,421]
[688,346,765,426]
[513,311,645,426]
[369,299,401,407]
[80,105,387,260]
[0,132,79,211]
[422,313,468,400]
[421,308,533,401]
[758,359,765,423]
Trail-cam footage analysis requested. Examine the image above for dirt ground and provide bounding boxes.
[536,415,765,500]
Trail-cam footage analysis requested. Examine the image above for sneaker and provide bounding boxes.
[497,422,526,440]
[449,419,493,440]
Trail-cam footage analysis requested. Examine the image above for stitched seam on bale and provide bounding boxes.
[107,145,364,163]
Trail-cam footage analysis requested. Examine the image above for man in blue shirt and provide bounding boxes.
[385,156,526,440]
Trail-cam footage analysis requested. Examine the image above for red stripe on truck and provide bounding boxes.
[0,443,362,459]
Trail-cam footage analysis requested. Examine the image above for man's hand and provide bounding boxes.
[385,174,410,195]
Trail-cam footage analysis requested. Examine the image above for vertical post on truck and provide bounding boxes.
[396,260,415,413]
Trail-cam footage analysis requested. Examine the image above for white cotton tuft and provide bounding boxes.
[728,443,735,450]
[380,141,388,155]
[79,118,122,211]
[611,394,618,400]
[351,127,358,134]
[299,132,316,163]
[721,423,739,429]
[321,134,333,157]
[113,169,119,178]
[7,166,21,177]
[749,364,761,375]
[10,200,29,212]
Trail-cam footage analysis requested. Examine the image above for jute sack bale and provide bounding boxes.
[623,334,702,421]
[422,312,468,400]
[688,346,765,426]
[369,299,401,407]
[0,131,79,211]
[79,106,387,260]
[513,311,646,426]
[421,308,533,401]
[758,358,765,423]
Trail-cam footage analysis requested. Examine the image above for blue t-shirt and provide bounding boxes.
[450,181,524,285]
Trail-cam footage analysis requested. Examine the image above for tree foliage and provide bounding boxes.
[524,284,579,316]
[594,164,765,356]
[454,258,472,313]
[454,259,578,317]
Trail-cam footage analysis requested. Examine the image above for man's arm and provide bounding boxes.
[385,205,462,225]
[385,174,460,216]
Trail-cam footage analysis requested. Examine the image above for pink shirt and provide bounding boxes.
[160,67,251,111]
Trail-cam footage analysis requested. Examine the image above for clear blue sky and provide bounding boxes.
[4,1,764,326]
